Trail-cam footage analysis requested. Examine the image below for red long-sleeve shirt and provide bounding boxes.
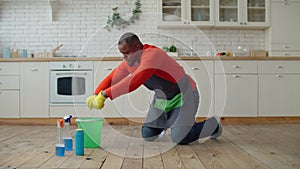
[95,44,196,100]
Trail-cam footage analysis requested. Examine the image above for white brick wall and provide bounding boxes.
[0,0,265,57]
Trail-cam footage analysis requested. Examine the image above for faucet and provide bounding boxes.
[51,44,63,57]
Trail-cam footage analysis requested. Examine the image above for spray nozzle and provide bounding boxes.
[63,115,72,123]
[57,119,64,128]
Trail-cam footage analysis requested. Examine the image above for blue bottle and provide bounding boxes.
[75,129,84,156]
[63,115,73,151]
[56,119,65,157]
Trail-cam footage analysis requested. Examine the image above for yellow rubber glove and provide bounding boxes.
[86,95,97,110]
[92,91,107,110]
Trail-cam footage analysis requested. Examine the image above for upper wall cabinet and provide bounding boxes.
[215,0,270,28]
[158,0,215,28]
[158,0,270,28]
[267,1,300,56]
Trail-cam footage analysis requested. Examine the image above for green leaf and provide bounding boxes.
[169,45,177,52]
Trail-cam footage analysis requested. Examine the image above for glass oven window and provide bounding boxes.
[57,77,86,95]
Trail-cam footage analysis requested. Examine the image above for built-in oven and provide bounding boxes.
[50,61,93,104]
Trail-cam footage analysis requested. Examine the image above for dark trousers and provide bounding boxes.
[141,114,219,145]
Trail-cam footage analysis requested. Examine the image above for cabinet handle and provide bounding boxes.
[276,75,282,78]
[31,68,39,71]
[104,68,112,70]
[240,22,243,25]
[233,75,240,78]
[277,65,283,69]
[191,67,199,70]
[283,46,288,49]
[283,53,289,56]
[56,72,87,76]
[244,22,247,25]
[233,65,240,68]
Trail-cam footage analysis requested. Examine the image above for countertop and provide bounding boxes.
[1,56,300,62]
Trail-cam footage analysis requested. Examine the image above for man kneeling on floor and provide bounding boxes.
[86,32,222,145]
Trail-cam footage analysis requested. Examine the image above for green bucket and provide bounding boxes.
[76,118,104,148]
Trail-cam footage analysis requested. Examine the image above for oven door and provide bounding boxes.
[50,70,93,104]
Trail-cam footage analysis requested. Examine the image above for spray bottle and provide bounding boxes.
[63,115,73,151]
[56,119,65,156]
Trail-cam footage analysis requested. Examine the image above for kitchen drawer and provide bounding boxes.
[271,43,300,51]
[269,51,300,57]
[0,76,20,89]
[258,61,300,73]
[0,62,20,75]
[215,61,257,74]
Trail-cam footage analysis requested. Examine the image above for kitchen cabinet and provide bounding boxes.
[94,61,153,118]
[95,60,214,118]
[123,85,153,118]
[215,0,270,28]
[158,0,215,28]
[268,1,300,56]
[158,0,270,28]
[258,61,300,116]
[215,61,258,117]
[20,62,49,117]
[181,60,214,117]
[94,61,125,118]
[0,62,20,118]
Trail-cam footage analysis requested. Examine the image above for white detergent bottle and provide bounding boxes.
[63,115,73,151]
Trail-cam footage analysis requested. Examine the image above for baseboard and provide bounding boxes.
[218,117,300,124]
[0,117,300,126]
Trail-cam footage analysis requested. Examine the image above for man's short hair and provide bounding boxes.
[118,32,141,46]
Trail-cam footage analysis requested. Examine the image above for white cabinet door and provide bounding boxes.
[158,0,186,27]
[183,60,214,117]
[158,0,214,27]
[0,62,20,118]
[0,90,20,118]
[271,2,300,44]
[187,0,215,26]
[215,0,241,26]
[244,0,270,27]
[123,85,153,118]
[269,2,300,56]
[20,62,49,117]
[215,74,258,117]
[258,74,300,116]
[94,61,124,118]
[94,61,153,118]
[215,0,270,28]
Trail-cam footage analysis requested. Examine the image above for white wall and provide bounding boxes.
[0,0,265,57]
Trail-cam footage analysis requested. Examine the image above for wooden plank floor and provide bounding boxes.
[0,124,299,169]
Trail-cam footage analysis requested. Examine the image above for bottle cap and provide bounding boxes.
[63,115,72,123]
[56,119,64,128]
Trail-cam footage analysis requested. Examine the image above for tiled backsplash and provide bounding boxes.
[0,0,265,57]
